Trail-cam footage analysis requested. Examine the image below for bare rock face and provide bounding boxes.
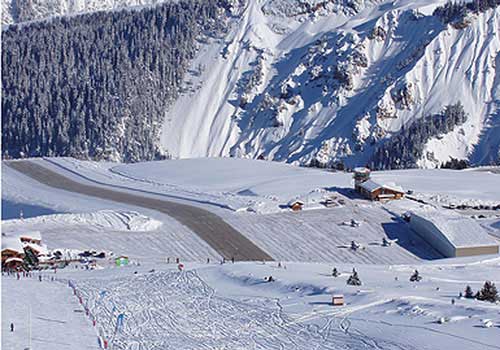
[351,48,368,68]
[334,64,354,91]
[369,25,387,41]
[352,114,371,151]
[451,17,472,29]
[391,81,415,110]
[376,100,397,120]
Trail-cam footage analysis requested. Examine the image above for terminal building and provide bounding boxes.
[409,208,499,258]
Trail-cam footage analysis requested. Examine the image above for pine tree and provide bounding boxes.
[477,281,498,303]
[332,267,339,277]
[347,268,362,286]
[2,0,225,162]
[464,285,474,299]
[409,270,422,282]
[371,102,469,170]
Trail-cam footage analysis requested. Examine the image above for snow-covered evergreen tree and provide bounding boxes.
[371,102,469,170]
[409,270,422,282]
[2,0,229,162]
[332,267,339,277]
[347,268,362,286]
[464,285,474,299]
[477,281,498,303]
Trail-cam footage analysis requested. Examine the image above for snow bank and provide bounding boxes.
[2,210,162,233]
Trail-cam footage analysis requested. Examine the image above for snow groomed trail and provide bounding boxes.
[6,160,273,261]
[75,270,417,350]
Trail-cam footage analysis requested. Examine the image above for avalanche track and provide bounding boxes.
[6,160,273,261]
[75,270,417,350]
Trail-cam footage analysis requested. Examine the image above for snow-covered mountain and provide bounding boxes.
[2,0,499,168]
[1,0,169,25]
[161,0,500,168]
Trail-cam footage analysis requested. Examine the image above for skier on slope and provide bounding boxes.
[10,323,14,332]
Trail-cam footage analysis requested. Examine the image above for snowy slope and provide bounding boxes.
[4,259,500,350]
[2,156,499,350]
[1,0,170,25]
[2,210,163,233]
[160,0,500,168]
[3,0,498,167]
[42,157,500,213]
[2,277,97,350]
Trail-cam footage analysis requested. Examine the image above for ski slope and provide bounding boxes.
[4,259,499,350]
[75,269,415,350]
[2,157,499,349]
[2,276,97,350]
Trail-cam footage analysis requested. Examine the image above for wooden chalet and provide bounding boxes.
[1,237,25,264]
[357,180,404,201]
[4,257,24,269]
[353,168,404,201]
[19,231,42,245]
[288,200,304,212]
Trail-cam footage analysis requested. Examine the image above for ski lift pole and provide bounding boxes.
[28,303,32,349]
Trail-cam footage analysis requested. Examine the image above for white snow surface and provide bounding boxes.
[3,259,500,350]
[372,167,500,207]
[3,210,163,234]
[1,0,170,25]
[2,163,222,262]
[3,157,500,265]
[1,235,25,253]
[44,157,500,213]
[2,276,98,350]
[2,157,500,349]
[159,0,500,168]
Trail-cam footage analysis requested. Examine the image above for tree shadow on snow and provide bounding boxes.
[309,301,334,306]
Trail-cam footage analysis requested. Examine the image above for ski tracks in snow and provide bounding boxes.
[75,270,416,350]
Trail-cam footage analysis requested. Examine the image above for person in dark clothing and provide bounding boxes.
[10,323,14,332]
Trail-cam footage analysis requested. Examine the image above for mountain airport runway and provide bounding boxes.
[6,160,273,262]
